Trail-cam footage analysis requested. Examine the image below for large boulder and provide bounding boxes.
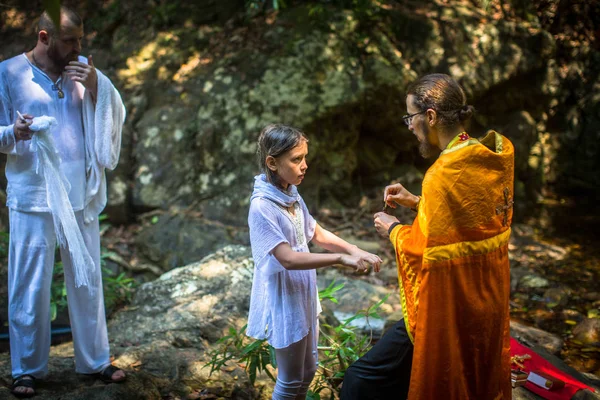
[124,3,556,224]
[134,212,249,272]
[108,245,254,347]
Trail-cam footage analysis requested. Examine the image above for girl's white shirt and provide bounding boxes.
[247,175,321,349]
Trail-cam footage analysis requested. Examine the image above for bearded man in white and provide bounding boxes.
[0,6,126,397]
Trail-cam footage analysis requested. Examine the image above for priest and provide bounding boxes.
[341,73,514,400]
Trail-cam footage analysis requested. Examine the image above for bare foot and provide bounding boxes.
[109,368,126,382]
[11,375,35,397]
[100,365,126,382]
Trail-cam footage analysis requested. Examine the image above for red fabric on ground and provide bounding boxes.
[510,338,595,400]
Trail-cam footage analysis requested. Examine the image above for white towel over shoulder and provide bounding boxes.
[82,68,126,224]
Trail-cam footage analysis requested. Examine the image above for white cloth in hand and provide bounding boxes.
[29,115,95,288]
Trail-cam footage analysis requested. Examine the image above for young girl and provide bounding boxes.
[247,124,382,399]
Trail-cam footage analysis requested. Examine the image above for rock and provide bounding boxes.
[543,287,571,308]
[531,308,561,334]
[104,125,136,225]
[383,310,405,335]
[123,3,558,224]
[510,320,564,355]
[108,245,254,347]
[340,236,381,255]
[0,245,268,399]
[135,213,249,272]
[499,111,543,205]
[511,266,531,292]
[0,341,164,399]
[562,309,586,325]
[584,293,600,302]
[316,269,402,339]
[573,318,600,346]
[519,274,550,290]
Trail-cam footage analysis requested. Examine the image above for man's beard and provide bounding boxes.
[419,140,437,158]
[47,42,78,71]
[417,122,438,159]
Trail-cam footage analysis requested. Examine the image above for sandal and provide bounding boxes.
[11,374,36,398]
[87,365,126,383]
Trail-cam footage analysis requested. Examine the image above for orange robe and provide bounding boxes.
[390,131,514,400]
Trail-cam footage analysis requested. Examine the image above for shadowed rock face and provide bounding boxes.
[126,3,559,225]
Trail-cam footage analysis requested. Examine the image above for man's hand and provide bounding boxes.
[13,113,33,141]
[374,212,399,238]
[383,183,419,209]
[65,54,98,98]
[348,247,382,272]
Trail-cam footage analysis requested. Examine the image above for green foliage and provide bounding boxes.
[312,291,389,397]
[206,280,388,396]
[246,0,379,22]
[0,216,136,322]
[49,247,136,321]
[100,264,137,312]
[478,0,493,13]
[43,0,61,30]
[150,1,180,28]
[0,231,8,260]
[246,0,285,12]
[205,324,277,385]
[318,279,344,304]
[50,261,68,321]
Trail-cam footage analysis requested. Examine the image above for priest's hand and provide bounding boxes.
[65,54,98,100]
[13,113,34,141]
[383,183,419,209]
[348,247,382,272]
[374,212,399,238]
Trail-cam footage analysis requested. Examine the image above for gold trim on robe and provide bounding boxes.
[389,130,514,400]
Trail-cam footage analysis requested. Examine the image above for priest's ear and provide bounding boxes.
[265,155,278,172]
[426,108,438,126]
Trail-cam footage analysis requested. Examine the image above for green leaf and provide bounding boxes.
[269,345,278,368]
[42,0,61,31]
[50,302,57,321]
[306,391,321,400]
[248,353,259,384]
[264,365,276,382]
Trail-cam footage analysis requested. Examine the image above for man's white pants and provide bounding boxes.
[8,208,111,378]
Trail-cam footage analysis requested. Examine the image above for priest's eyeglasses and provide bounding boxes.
[402,111,427,126]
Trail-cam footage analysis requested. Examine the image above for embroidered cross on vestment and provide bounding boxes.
[496,187,514,226]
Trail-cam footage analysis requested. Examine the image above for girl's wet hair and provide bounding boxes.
[407,73,475,127]
[257,124,308,184]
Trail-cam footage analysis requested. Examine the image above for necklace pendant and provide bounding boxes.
[58,89,64,99]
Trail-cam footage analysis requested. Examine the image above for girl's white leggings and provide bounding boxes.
[273,324,318,400]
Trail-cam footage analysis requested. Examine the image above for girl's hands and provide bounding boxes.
[340,251,382,273]
[348,247,382,272]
